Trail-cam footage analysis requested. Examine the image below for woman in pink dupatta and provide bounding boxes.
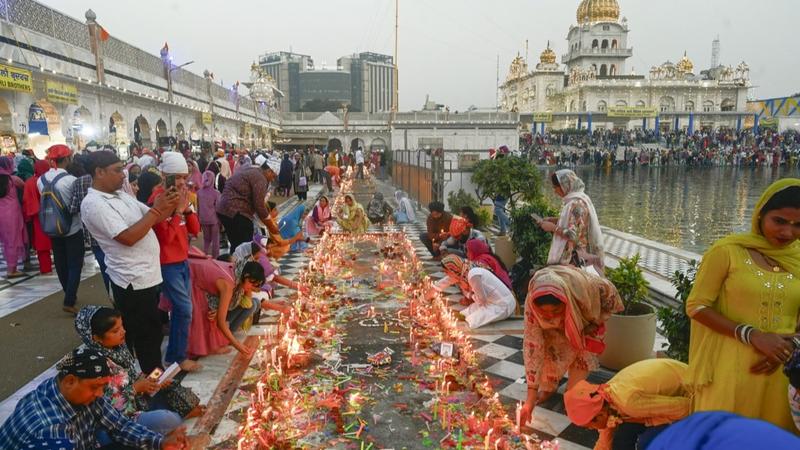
[305,195,333,237]
[466,239,512,289]
[0,157,27,278]
[186,247,234,358]
[519,264,623,427]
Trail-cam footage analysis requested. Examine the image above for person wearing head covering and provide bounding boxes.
[279,204,308,252]
[149,152,202,373]
[367,192,393,225]
[15,154,34,181]
[393,190,416,224]
[685,178,800,432]
[276,153,294,197]
[305,195,333,237]
[0,347,188,450]
[73,306,195,440]
[536,169,604,274]
[324,164,340,190]
[337,194,369,234]
[519,265,623,426]
[235,154,252,173]
[563,359,691,450]
[22,159,52,274]
[433,254,517,329]
[215,160,277,251]
[438,215,487,257]
[38,145,85,314]
[198,170,222,258]
[0,156,27,278]
[466,239,512,290]
[215,149,231,179]
[187,158,202,188]
[647,411,800,450]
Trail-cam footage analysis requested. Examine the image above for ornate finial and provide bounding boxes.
[85,9,96,21]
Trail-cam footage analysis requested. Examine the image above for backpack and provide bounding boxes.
[39,172,73,237]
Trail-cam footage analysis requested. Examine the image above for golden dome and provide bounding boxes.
[577,0,620,24]
[540,42,557,65]
[677,51,694,74]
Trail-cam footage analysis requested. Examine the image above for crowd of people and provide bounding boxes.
[525,128,800,169]
[1,136,799,448]
[0,141,377,448]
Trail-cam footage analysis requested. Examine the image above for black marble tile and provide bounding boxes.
[558,423,599,448]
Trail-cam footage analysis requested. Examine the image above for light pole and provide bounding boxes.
[165,60,194,141]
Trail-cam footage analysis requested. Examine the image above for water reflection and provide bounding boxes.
[543,166,799,254]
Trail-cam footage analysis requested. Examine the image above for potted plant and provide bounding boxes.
[600,254,657,370]
[656,261,698,362]
[508,199,559,301]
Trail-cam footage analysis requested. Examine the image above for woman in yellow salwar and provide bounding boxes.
[337,194,369,234]
[686,178,800,432]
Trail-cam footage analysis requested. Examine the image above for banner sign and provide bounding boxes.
[607,106,659,118]
[46,80,78,104]
[28,104,49,135]
[0,64,33,93]
[532,112,553,123]
[201,112,212,124]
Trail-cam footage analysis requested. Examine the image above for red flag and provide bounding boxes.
[98,25,110,41]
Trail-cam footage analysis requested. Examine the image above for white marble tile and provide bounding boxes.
[498,380,528,402]
[475,342,519,360]
[486,360,526,381]
[531,406,573,436]
[470,334,502,343]
[209,417,240,445]
[552,439,592,450]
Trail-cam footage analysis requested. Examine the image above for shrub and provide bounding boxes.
[508,199,559,301]
[471,156,543,211]
[656,261,697,362]
[605,254,651,315]
[447,189,479,217]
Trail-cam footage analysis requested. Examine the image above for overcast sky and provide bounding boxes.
[42,0,798,110]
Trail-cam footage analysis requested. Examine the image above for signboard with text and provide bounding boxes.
[607,106,658,118]
[46,80,78,104]
[532,112,553,123]
[0,64,33,93]
[201,112,212,124]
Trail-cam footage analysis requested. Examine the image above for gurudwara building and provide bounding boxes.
[500,0,752,134]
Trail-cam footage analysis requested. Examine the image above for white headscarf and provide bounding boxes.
[547,169,604,272]
[394,190,416,222]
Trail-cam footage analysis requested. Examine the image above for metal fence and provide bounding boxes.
[392,150,433,207]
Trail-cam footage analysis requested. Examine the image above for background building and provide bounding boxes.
[500,0,751,132]
[259,51,395,113]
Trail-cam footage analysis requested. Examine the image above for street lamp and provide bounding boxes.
[165,60,194,142]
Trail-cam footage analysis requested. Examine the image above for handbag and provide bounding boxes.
[298,176,307,187]
[161,383,200,418]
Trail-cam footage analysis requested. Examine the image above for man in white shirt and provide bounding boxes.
[355,147,365,179]
[81,151,178,374]
[37,145,84,315]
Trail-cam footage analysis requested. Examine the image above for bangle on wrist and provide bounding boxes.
[149,208,163,217]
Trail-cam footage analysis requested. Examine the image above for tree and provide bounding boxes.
[471,156,543,211]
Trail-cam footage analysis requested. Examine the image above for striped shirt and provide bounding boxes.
[0,377,163,450]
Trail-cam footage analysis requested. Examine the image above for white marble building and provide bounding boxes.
[500,0,751,133]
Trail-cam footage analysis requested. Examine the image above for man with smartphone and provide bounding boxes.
[151,152,201,373]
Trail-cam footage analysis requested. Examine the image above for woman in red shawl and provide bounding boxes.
[466,239,512,289]
[22,160,52,274]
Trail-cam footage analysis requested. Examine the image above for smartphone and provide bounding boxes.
[165,174,176,189]
[147,367,163,382]
[530,212,544,223]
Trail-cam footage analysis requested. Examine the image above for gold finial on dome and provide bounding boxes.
[577,0,620,24]
[506,53,528,81]
[677,51,694,74]
[540,41,557,65]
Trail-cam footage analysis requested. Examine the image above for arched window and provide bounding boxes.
[581,100,587,111]
[600,64,608,76]
[590,64,598,75]
[636,100,647,108]
[611,39,618,49]
[659,96,675,112]
[597,100,608,112]
[601,39,609,49]
[610,65,617,76]
[592,39,599,49]
[545,84,555,97]
[685,100,695,112]
[721,98,735,111]
[569,100,576,112]
[615,100,628,107]
[703,100,715,112]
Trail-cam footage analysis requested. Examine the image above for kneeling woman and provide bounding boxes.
[74,306,199,443]
[434,254,516,329]
[337,194,369,233]
[563,359,691,450]
[186,251,266,358]
[519,265,623,426]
